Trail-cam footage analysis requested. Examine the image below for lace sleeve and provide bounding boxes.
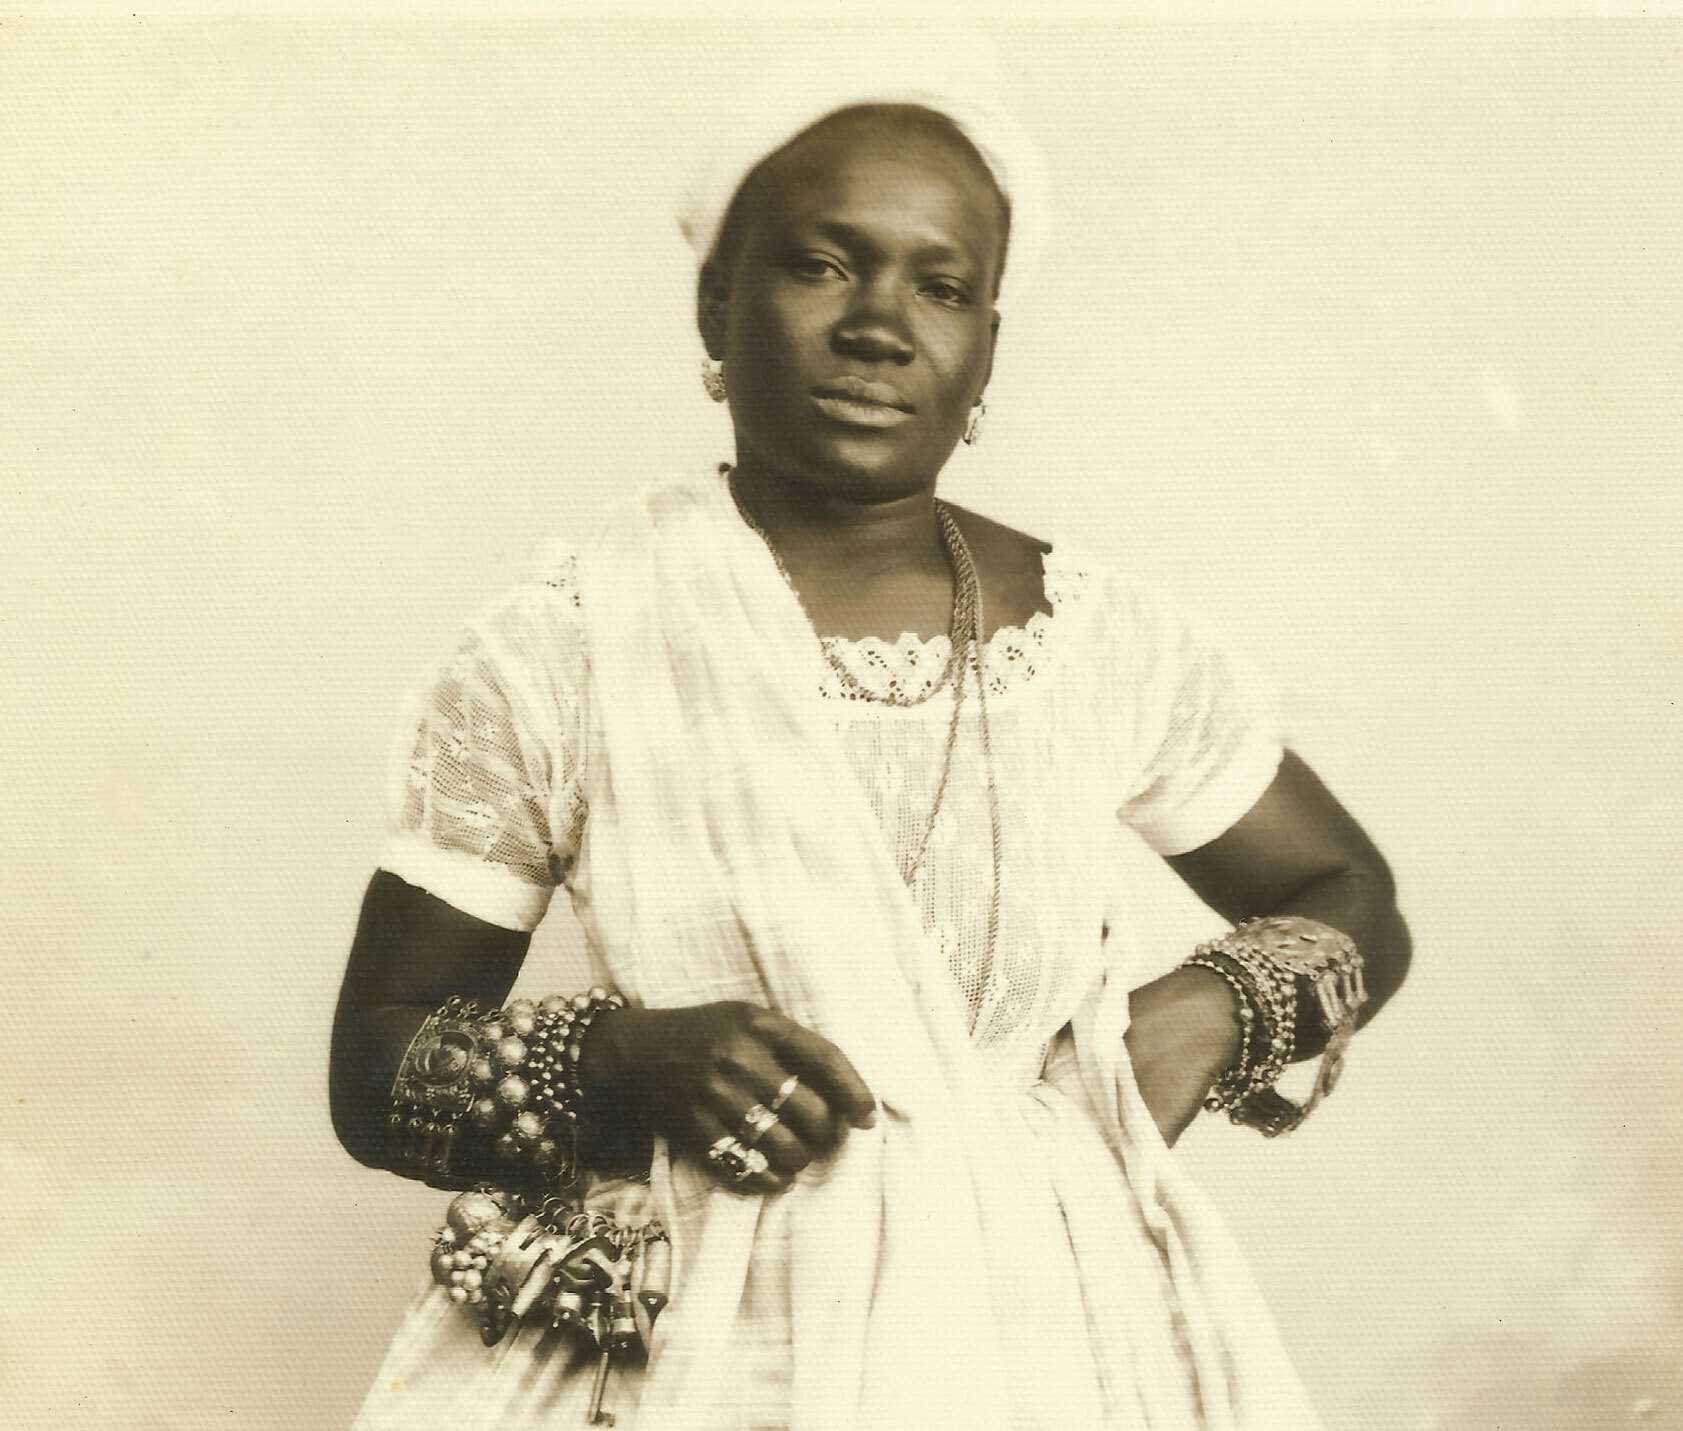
[1113,579,1284,857]
[379,573,587,931]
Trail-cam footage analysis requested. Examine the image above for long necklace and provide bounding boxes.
[724,467,1003,992]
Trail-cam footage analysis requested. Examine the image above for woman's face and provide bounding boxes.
[703,111,1006,502]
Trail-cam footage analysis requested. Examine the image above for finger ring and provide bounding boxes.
[707,1134,746,1175]
[767,1074,800,1115]
[706,1135,768,1183]
[740,1103,780,1144]
[731,1146,769,1183]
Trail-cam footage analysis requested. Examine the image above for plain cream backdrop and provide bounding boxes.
[4,14,1681,1429]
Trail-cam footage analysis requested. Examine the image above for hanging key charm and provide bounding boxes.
[584,1297,617,1425]
[585,1338,616,1426]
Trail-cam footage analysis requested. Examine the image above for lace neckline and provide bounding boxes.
[817,545,1089,705]
[541,519,1096,706]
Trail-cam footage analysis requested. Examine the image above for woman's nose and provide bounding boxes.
[832,279,914,365]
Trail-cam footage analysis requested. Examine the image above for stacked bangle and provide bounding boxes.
[389,987,627,1186]
[1181,954,1259,1110]
[1210,939,1298,1103]
[1181,916,1367,1137]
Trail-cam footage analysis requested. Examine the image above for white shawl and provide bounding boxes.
[569,470,1323,1430]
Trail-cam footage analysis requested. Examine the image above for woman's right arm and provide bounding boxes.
[329,870,876,1191]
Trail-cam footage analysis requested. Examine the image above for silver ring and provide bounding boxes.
[706,1134,769,1183]
[767,1074,800,1115]
[731,1146,769,1182]
[740,1103,780,1145]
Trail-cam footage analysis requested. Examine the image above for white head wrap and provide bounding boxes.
[675,40,1049,303]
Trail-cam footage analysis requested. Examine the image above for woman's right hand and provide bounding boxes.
[576,1001,878,1194]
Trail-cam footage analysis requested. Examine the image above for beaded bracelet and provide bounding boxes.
[1181,916,1367,1137]
[1181,956,1252,1093]
[1193,945,1293,1114]
[1210,941,1298,1101]
[1181,953,1262,1115]
[468,988,627,1183]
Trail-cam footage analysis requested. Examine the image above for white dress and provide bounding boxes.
[354,538,1317,1430]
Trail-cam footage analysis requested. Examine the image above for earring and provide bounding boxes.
[963,397,986,445]
[701,356,728,404]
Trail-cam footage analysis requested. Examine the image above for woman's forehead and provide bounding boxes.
[749,122,1008,262]
[771,111,1002,205]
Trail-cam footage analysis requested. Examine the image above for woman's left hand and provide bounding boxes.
[1124,966,1243,1146]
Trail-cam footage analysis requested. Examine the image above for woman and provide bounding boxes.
[332,68,1410,1431]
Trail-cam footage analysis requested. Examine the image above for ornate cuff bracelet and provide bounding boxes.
[388,996,487,1174]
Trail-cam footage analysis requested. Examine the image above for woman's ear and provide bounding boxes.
[978,309,1001,399]
[697,262,729,360]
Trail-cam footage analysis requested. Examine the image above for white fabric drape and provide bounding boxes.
[571,473,1016,1427]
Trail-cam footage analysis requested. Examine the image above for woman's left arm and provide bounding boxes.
[1125,750,1412,1143]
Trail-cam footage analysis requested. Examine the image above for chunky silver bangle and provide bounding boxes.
[466,988,628,1184]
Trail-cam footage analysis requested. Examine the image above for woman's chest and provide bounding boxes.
[828,687,1127,1052]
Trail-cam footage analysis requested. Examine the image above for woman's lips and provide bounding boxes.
[810,394,914,428]
[810,376,914,429]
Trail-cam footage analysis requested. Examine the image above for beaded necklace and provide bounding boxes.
[724,466,1002,994]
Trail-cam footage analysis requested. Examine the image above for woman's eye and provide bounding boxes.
[787,254,845,280]
[921,280,971,306]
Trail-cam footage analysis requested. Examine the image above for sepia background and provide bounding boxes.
[4,12,1681,1428]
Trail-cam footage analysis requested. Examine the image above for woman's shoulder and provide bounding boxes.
[944,504,1059,633]
[944,506,1247,680]
[945,503,1136,627]
[944,504,1052,569]
[418,541,592,715]
[470,538,586,629]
